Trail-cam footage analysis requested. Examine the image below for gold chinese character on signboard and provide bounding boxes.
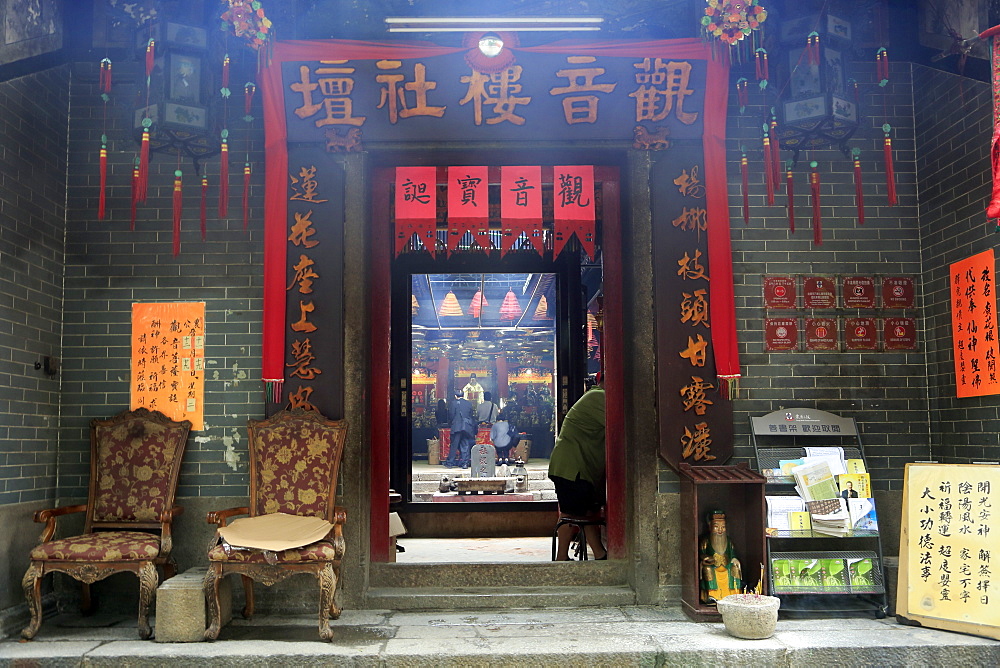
[288,385,316,411]
[629,58,698,125]
[679,334,709,366]
[290,63,366,127]
[681,289,710,328]
[287,254,319,293]
[681,421,716,461]
[460,67,532,125]
[289,210,320,248]
[289,166,328,203]
[376,60,446,124]
[287,338,323,380]
[673,165,705,198]
[671,207,707,234]
[548,56,616,125]
[291,300,317,333]
[677,249,708,281]
[680,376,715,415]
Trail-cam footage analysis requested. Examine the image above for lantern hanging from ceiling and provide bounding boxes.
[469,290,489,318]
[438,291,464,317]
[499,290,522,321]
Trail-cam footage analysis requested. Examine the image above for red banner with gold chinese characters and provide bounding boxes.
[500,166,543,255]
[552,165,596,260]
[447,166,488,254]
[395,166,437,257]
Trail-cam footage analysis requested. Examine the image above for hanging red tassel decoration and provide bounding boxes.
[99,58,112,93]
[807,32,820,65]
[172,170,183,256]
[853,148,865,225]
[244,82,256,118]
[145,39,155,78]
[736,77,748,113]
[876,47,889,87]
[754,48,769,82]
[769,117,782,186]
[883,123,897,206]
[200,175,208,240]
[129,160,139,231]
[242,162,251,231]
[785,162,795,233]
[740,148,750,225]
[810,161,822,245]
[762,125,775,206]
[849,78,860,106]
[98,138,108,220]
[219,131,229,217]
[221,53,230,91]
[137,121,151,203]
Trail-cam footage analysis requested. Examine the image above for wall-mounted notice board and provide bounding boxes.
[897,463,1000,639]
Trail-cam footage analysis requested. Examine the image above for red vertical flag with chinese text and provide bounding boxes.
[394,166,438,257]
[552,165,596,260]
[500,166,544,256]
[447,166,488,254]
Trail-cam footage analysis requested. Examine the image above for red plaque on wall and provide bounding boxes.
[803,276,837,309]
[884,317,918,350]
[763,276,797,309]
[845,317,878,350]
[842,276,876,309]
[765,318,799,351]
[882,276,915,309]
[805,317,839,351]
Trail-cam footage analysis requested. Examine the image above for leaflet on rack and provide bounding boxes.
[766,495,806,531]
[804,497,879,536]
[791,459,840,501]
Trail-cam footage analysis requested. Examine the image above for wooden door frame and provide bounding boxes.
[369,163,625,561]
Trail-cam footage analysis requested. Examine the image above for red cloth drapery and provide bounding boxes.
[260,37,739,386]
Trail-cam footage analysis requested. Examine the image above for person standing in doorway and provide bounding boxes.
[548,373,606,560]
[445,390,474,468]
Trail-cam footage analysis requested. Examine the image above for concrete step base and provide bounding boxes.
[364,585,637,610]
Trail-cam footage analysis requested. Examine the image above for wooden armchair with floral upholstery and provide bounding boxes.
[21,408,191,640]
[203,409,348,641]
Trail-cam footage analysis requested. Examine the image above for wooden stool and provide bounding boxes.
[551,517,606,561]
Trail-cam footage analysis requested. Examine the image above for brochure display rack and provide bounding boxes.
[751,408,888,618]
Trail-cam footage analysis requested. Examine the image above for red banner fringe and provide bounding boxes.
[810,163,822,245]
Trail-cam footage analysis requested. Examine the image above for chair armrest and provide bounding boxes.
[158,505,184,556]
[32,504,87,544]
[206,506,250,528]
[333,506,347,525]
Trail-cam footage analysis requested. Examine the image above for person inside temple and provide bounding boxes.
[476,391,499,426]
[699,510,742,604]
[462,373,484,407]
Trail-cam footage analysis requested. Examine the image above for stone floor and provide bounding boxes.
[2,605,998,667]
[396,536,555,562]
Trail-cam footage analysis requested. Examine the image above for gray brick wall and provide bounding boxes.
[913,65,1000,464]
[0,67,68,505]
[57,61,265,500]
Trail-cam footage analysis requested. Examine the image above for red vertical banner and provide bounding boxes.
[552,165,596,259]
[951,250,1000,397]
[447,166,488,254]
[395,166,438,257]
[501,166,543,255]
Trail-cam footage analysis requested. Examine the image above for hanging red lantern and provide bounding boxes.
[469,290,489,318]
[499,290,522,321]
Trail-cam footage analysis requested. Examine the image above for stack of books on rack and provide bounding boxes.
[804,497,879,536]
[765,456,878,537]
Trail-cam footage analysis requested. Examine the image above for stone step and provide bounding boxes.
[411,478,555,493]
[412,468,550,481]
[412,490,558,502]
[364,585,637,610]
[370,561,627,588]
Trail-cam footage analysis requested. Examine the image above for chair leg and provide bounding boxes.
[137,561,158,640]
[240,575,255,619]
[317,563,336,641]
[203,565,223,641]
[20,563,43,640]
[81,582,94,615]
[329,565,342,620]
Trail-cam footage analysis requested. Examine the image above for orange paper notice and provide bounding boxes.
[950,250,1000,398]
[130,302,205,429]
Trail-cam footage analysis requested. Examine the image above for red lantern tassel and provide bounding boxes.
[130,161,139,231]
[810,161,822,245]
[853,150,865,225]
[736,78,748,113]
[807,33,820,65]
[755,48,769,81]
[99,58,112,93]
[786,166,796,234]
[244,82,256,116]
[242,162,251,231]
[172,170,182,256]
[221,54,230,90]
[145,39,155,78]
[137,126,150,203]
[769,119,782,186]
[762,130,775,206]
[98,141,108,220]
[877,47,889,86]
[740,150,750,225]
[883,124,897,206]
[200,175,208,241]
[219,135,229,217]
